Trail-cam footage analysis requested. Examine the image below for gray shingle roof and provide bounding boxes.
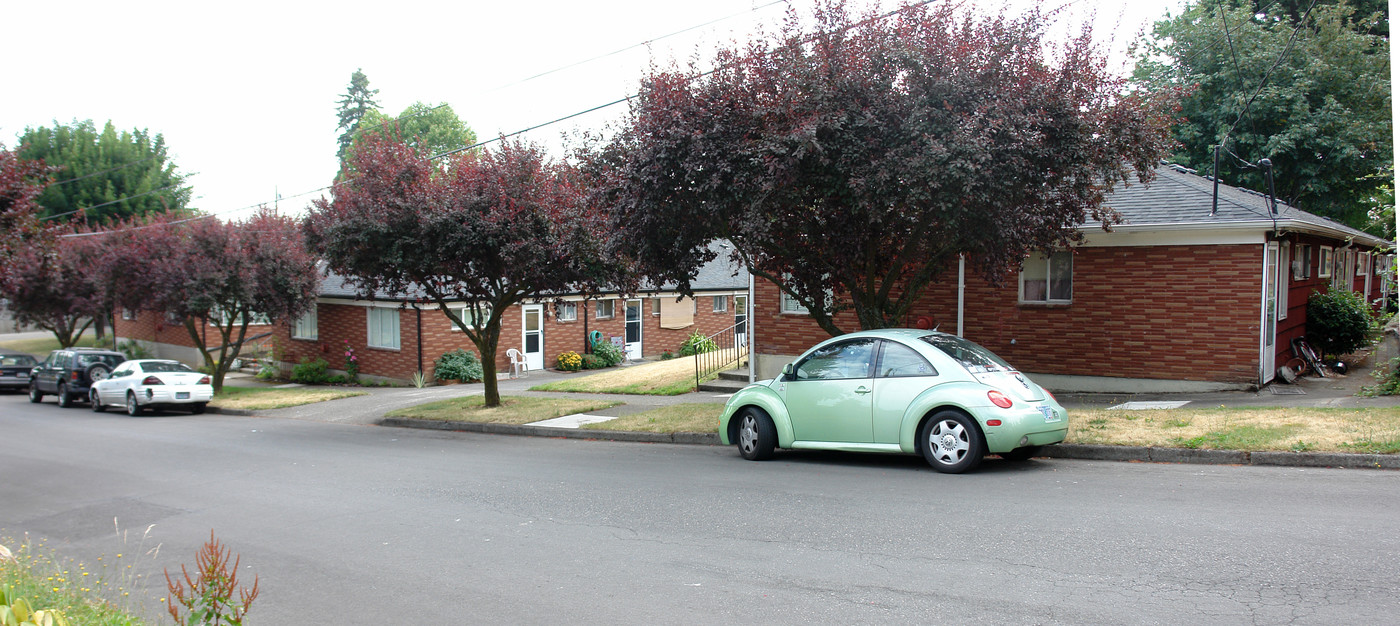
[1093,164,1389,247]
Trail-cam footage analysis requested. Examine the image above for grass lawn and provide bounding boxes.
[0,536,147,625]
[581,403,725,433]
[210,386,368,410]
[0,334,100,355]
[385,395,622,424]
[529,353,739,395]
[1067,406,1400,454]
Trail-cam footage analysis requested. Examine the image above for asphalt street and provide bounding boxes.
[2,393,1398,624]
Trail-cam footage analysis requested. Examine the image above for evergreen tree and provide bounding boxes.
[335,68,381,162]
[16,120,193,226]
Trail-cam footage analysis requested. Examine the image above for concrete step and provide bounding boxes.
[697,377,749,394]
[717,368,750,382]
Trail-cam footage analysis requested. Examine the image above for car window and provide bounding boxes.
[77,353,124,368]
[794,339,875,380]
[919,334,1013,374]
[877,341,936,378]
[111,368,133,378]
[142,361,193,373]
[1,355,37,366]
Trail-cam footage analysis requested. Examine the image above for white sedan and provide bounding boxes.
[90,359,214,415]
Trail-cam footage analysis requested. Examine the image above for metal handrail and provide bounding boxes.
[693,322,749,390]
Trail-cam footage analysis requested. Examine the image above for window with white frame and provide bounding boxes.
[780,291,809,314]
[451,305,482,330]
[1295,245,1311,279]
[121,308,137,321]
[557,302,577,321]
[1276,245,1289,320]
[208,306,270,327]
[651,298,661,316]
[1317,246,1333,279]
[1019,251,1073,303]
[713,295,726,313]
[595,299,614,319]
[367,307,401,349]
[292,309,318,340]
[1357,252,1370,277]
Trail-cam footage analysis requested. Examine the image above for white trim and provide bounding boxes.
[1318,246,1334,278]
[1277,241,1289,321]
[1260,242,1279,385]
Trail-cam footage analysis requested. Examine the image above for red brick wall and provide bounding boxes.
[756,244,1266,384]
[266,294,745,381]
[113,311,274,353]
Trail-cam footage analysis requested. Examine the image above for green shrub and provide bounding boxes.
[434,349,484,382]
[556,351,582,371]
[1361,356,1400,396]
[290,357,331,384]
[118,339,151,360]
[580,353,607,370]
[679,332,718,356]
[1306,288,1375,357]
[659,350,675,360]
[591,339,625,366]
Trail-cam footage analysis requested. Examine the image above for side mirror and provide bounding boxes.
[782,363,795,379]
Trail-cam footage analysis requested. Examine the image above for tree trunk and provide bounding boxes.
[475,320,503,408]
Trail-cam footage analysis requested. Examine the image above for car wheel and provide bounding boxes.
[56,383,73,408]
[736,407,777,461]
[91,389,106,412]
[87,363,112,382]
[919,410,984,474]
[190,403,206,415]
[1000,446,1042,462]
[126,392,143,416]
[28,384,43,403]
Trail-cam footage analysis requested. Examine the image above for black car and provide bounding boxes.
[0,350,39,392]
[29,348,127,408]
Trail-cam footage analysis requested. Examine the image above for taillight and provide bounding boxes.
[1045,390,1057,402]
[142,376,163,385]
[988,390,1013,409]
[198,376,211,385]
[71,371,80,381]
[986,419,1002,426]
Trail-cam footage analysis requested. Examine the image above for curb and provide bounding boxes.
[379,417,724,445]
[378,418,1397,470]
[205,406,255,416]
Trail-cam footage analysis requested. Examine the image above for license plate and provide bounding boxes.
[1039,406,1059,422]
[176,392,190,399]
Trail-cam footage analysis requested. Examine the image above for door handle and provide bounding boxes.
[855,386,871,394]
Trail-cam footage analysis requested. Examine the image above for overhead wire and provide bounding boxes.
[65,0,944,239]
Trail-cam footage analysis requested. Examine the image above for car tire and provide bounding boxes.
[87,363,112,382]
[126,392,143,416]
[91,389,106,412]
[190,403,206,415]
[28,384,43,403]
[56,383,73,408]
[1000,446,1042,462]
[736,407,777,461]
[919,410,984,474]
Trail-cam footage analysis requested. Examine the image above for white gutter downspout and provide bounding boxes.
[748,271,755,384]
[957,254,966,337]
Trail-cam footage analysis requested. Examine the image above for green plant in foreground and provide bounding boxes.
[1360,357,1400,397]
[290,357,331,384]
[678,332,718,356]
[412,370,427,389]
[1306,288,1374,358]
[556,351,582,372]
[0,583,71,626]
[165,532,258,626]
[590,340,625,367]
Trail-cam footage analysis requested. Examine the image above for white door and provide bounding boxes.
[522,305,544,371]
[624,299,642,360]
[734,295,748,348]
[1261,243,1279,384]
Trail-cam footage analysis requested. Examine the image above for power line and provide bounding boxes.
[48,155,161,186]
[41,183,184,221]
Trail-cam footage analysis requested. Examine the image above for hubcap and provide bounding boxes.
[928,420,969,465]
[739,416,758,453]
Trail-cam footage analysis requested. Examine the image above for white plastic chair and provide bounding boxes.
[506,348,528,379]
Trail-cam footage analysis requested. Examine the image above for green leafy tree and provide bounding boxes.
[351,102,477,160]
[1133,1,1391,228]
[16,120,193,226]
[596,0,1177,336]
[335,68,381,162]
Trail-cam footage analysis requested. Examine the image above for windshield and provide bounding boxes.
[1,354,37,366]
[919,334,1013,374]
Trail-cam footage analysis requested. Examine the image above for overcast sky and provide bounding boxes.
[3,0,1185,222]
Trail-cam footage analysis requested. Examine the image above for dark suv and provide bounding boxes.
[29,348,127,408]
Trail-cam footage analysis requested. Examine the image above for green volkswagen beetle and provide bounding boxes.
[718,329,1068,473]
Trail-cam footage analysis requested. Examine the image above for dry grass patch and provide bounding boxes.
[581,403,724,433]
[211,386,368,410]
[1068,407,1400,454]
[385,395,621,424]
[531,354,732,395]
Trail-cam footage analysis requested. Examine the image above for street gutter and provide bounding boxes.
[378,417,1400,470]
